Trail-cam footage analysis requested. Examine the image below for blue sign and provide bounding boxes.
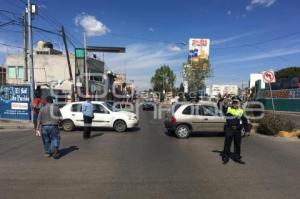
[0,85,31,120]
[188,49,198,58]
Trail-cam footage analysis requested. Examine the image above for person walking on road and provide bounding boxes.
[32,91,46,136]
[222,96,250,164]
[82,96,94,139]
[37,96,62,158]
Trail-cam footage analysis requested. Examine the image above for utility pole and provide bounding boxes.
[83,32,88,96]
[23,13,28,81]
[61,26,75,101]
[27,0,35,121]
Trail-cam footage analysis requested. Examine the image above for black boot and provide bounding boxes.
[222,154,229,164]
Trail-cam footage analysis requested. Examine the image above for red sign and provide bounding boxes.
[192,39,208,46]
[262,70,276,83]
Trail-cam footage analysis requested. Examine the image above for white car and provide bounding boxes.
[60,101,139,132]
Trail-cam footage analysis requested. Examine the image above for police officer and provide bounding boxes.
[222,96,250,164]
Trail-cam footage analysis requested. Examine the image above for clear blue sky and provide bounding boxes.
[1,0,300,89]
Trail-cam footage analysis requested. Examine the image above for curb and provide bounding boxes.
[0,120,33,130]
[0,125,33,130]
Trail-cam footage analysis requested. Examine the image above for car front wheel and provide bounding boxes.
[62,119,75,132]
[113,120,127,132]
[175,125,190,139]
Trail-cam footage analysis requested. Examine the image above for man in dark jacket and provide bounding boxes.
[222,96,250,164]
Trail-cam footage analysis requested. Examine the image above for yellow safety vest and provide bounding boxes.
[227,107,244,118]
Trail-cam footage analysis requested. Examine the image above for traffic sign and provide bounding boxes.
[75,48,85,59]
[262,70,276,83]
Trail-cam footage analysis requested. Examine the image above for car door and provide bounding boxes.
[197,105,226,132]
[70,103,84,127]
[92,103,113,127]
[179,105,197,128]
[192,105,208,132]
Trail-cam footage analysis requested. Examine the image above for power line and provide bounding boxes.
[0,42,23,49]
[0,10,22,21]
[65,29,83,46]
[1,0,25,12]
[8,21,60,36]
[37,12,81,47]
[18,0,27,6]
[38,13,60,31]
[0,27,22,33]
[0,20,16,27]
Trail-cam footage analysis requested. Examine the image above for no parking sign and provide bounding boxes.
[262,70,276,113]
[262,70,276,83]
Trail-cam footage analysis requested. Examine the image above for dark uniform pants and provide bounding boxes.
[223,126,242,159]
[83,115,93,138]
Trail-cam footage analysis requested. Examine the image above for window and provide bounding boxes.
[71,104,82,112]
[18,66,24,79]
[8,66,16,78]
[200,106,217,116]
[182,105,194,115]
[93,104,107,114]
[173,104,182,113]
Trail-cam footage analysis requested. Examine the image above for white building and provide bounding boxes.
[249,73,265,89]
[4,41,105,99]
[208,84,239,96]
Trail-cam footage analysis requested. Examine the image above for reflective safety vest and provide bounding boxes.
[227,107,244,118]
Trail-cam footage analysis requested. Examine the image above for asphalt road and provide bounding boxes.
[0,110,300,199]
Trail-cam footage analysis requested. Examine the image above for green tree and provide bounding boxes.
[151,65,176,92]
[179,83,184,92]
[184,59,212,91]
[275,67,300,79]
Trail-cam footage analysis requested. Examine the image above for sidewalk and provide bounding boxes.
[0,119,33,130]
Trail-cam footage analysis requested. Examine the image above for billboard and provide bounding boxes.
[209,84,238,96]
[257,88,300,99]
[0,85,31,120]
[188,38,210,62]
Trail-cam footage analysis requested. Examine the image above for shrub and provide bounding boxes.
[256,114,296,136]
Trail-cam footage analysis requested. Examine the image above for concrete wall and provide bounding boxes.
[5,54,76,86]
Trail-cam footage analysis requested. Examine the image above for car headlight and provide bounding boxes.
[128,115,137,120]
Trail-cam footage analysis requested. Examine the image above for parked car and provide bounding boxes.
[164,102,251,138]
[114,102,135,112]
[60,101,138,132]
[142,99,155,111]
[164,102,226,138]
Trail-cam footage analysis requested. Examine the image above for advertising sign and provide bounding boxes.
[11,102,29,110]
[257,89,300,99]
[210,84,238,96]
[0,85,31,120]
[188,38,210,62]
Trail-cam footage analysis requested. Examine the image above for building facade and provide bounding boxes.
[0,66,6,85]
[4,42,105,101]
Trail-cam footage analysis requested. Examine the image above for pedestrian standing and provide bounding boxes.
[82,96,94,139]
[37,96,62,158]
[32,91,46,136]
[222,96,250,164]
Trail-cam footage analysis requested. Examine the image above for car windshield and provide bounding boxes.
[104,102,117,112]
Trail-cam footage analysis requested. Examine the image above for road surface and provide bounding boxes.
[0,110,299,199]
